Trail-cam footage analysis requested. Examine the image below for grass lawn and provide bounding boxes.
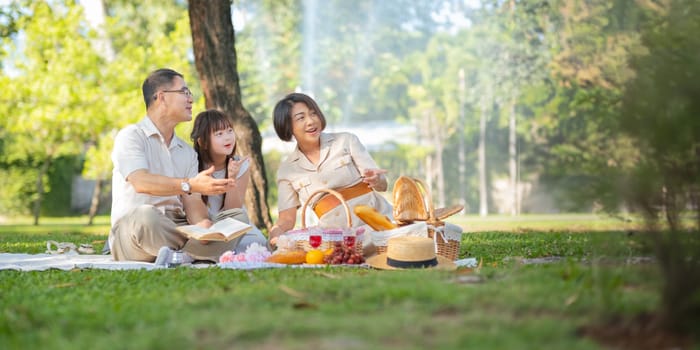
[0,214,688,349]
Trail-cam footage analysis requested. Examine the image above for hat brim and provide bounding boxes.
[366,253,457,271]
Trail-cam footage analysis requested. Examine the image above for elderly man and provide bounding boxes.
[108,68,239,263]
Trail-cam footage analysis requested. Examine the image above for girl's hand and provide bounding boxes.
[228,157,249,180]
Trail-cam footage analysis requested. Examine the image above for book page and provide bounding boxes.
[209,218,251,236]
[177,225,220,240]
[178,218,252,241]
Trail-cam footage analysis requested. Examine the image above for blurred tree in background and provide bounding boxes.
[0,0,694,227]
[617,0,700,332]
[1,1,104,224]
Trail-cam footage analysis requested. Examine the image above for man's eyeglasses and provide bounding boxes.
[161,87,193,97]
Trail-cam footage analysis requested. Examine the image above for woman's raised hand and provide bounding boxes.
[362,168,388,189]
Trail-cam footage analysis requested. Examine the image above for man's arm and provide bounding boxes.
[128,166,234,196]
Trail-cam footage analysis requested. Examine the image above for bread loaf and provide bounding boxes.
[392,176,428,224]
[265,250,307,264]
[354,205,397,230]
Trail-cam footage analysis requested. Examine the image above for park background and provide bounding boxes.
[1,1,699,348]
[3,0,696,228]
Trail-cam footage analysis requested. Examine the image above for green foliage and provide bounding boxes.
[41,156,80,216]
[620,0,700,213]
[1,0,199,219]
[262,149,283,210]
[234,0,302,127]
[1,1,106,220]
[616,0,700,332]
[521,0,649,211]
[7,2,102,145]
[0,165,36,216]
[0,1,22,60]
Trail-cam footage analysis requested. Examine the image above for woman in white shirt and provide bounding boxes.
[190,109,269,253]
[268,93,392,246]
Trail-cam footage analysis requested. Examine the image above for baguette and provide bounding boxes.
[354,205,397,231]
[265,250,307,264]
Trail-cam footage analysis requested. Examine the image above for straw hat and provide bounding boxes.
[366,236,456,270]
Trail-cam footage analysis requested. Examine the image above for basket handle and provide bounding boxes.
[300,188,353,229]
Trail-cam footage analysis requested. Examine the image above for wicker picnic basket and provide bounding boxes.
[285,188,363,255]
[391,177,462,261]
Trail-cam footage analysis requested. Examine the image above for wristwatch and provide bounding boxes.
[180,179,192,195]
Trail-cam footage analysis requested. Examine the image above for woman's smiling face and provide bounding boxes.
[290,102,321,144]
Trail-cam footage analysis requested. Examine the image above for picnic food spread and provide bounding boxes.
[263,178,464,267]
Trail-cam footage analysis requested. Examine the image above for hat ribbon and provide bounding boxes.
[386,257,438,269]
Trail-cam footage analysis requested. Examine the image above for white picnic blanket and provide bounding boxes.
[0,254,362,271]
[0,253,157,271]
[0,253,479,271]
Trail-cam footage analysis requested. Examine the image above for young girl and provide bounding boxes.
[190,109,269,253]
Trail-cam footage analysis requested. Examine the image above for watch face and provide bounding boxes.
[181,182,191,192]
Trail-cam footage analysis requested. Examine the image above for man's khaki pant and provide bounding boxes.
[110,205,246,262]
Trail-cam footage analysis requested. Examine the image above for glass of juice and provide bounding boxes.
[308,228,323,249]
[342,228,356,249]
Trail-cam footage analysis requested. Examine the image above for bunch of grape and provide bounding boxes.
[324,242,365,265]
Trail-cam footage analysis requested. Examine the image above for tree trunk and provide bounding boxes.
[478,90,489,217]
[87,179,102,226]
[82,0,113,226]
[188,0,273,230]
[509,95,518,216]
[435,132,445,209]
[33,157,51,226]
[458,68,467,212]
[420,111,433,201]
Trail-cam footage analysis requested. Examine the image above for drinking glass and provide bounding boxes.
[342,228,356,250]
[308,228,323,249]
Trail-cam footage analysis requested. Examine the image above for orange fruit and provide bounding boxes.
[305,249,325,264]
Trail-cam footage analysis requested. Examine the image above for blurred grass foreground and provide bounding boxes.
[0,214,696,349]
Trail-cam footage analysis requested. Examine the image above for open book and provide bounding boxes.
[177,218,252,242]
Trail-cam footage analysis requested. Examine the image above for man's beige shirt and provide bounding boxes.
[110,116,198,228]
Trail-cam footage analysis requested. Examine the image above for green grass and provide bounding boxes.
[0,214,679,349]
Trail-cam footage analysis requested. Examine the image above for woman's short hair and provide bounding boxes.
[272,93,327,141]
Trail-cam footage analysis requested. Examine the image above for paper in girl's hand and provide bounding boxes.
[228,157,250,179]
